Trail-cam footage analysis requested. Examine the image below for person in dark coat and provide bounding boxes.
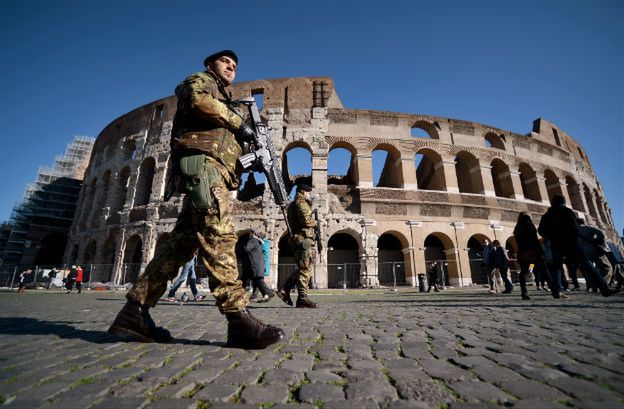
[538,194,617,298]
[513,212,549,300]
[482,239,497,293]
[492,240,514,293]
[426,261,440,292]
[66,265,78,294]
[240,230,274,302]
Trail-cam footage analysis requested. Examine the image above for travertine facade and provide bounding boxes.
[66,77,619,288]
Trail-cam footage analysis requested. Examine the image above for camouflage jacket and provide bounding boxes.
[171,70,244,186]
[287,192,317,239]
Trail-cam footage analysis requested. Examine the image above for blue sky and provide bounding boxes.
[1,0,622,233]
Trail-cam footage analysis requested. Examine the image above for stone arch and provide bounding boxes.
[467,234,493,285]
[100,235,117,283]
[372,143,404,188]
[415,148,446,191]
[423,232,457,286]
[544,169,563,202]
[483,132,505,150]
[410,120,439,139]
[112,166,131,213]
[327,230,361,288]
[282,142,312,195]
[122,139,136,160]
[327,141,358,186]
[377,231,409,286]
[518,163,541,202]
[123,235,143,284]
[490,158,514,198]
[134,157,156,207]
[582,183,598,221]
[455,151,484,194]
[565,176,584,212]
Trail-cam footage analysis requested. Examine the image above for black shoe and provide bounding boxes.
[521,293,530,300]
[296,297,318,308]
[226,308,283,349]
[276,288,293,306]
[108,301,172,343]
[601,288,620,297]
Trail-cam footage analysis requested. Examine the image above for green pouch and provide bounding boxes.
[179,154,221,209]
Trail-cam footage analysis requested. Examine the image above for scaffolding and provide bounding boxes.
[0,136,95,266]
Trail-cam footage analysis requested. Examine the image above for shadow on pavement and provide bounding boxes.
[0,317,224,346]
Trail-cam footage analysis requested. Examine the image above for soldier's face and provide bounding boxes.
[210,56,237,85]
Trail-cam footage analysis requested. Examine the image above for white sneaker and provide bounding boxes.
[194,294,204,302]
[164,296,176,302]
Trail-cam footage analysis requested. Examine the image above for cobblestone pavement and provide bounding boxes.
[0,287,623,409]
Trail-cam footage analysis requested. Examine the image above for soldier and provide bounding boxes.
[108,50,284,349]
[276,184,318,308]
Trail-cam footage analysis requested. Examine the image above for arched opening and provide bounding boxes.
[34,232,67,266]
[377,232,407,286]
[94,170,112,210]
[424,233,457,286]
[134,158,156,207]
[112,167,131,213]
[583,184,599,221]
[410,121,439,139]
[327,232,360,288]
[123,235,143,284]
[283,144,312,197]
[372,144,404,188]
[544,170,563,203]
[79,178,97,229]
[490,158,514,198]
[82,240,97,283]
[565,176,584,212]
[518,163,541,202]
[483,132,505,150]
[455,152,484,194]
[467,234,492,285]
[327,144,358,186]
[100,235,117,282]
[277,233,295,289]
[415,148,446,191]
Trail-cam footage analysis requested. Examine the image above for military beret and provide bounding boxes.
[297,184,312,192]
[203,49,238,67]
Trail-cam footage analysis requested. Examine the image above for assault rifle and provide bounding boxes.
[236,97,292,235]
[312,209,322,253]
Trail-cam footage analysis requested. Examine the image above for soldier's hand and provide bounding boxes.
[236,123,256,142]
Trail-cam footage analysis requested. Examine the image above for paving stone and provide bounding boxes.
[91,397,147,409]
[470,364,525,383]
[419,359,474,381]
[305,369,343,384]
[261,368,304,385]
[298,383,345,403]
[448,381,514,403]
[193,383,239,402]
[498,379,569,400]
[238,384,289,404]
[344,380,398,403]
[211,368,262,385]
[144,398,196,409]
[546,377,621,400]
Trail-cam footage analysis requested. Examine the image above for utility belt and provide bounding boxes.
[173,129,242,178]
[178,153,223,210]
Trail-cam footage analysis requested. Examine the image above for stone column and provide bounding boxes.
[535,176,551,205]
[508,169,525,200]
[401,156,418,190]
[558,178,572,206]
[480,164,496,196]
[401,248,416,286]
[441,159,459,194]
[357,154,374,188]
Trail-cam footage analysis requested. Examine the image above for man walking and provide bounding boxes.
[164,252,204,302]
[492,240,514,293]
[276,184,318,308]
[108,50,283,348]
[538,195,617,298]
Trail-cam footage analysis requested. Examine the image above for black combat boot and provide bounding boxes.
[226,308,284,349]
[108,300,172,343]
[276,287,293,306]
[296,296,318,309]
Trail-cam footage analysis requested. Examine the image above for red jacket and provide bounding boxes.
[76,268,83,282]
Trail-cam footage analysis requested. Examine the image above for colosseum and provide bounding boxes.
[65,76,620,289]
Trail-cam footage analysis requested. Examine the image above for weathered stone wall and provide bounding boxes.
[66,76,620,288]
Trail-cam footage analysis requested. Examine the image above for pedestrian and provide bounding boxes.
[513,212,548,300]
[276,184,319,308]
[47,267,58,290]
[577,219,613,287]
[17,270,30,293]
[240,230,275,303]
[537,194,617,298]
[108,49,283,348]
[75,266,84,294]
[426,261,440,292]
[164,252,204,302]
[492,240,514,293]
[482,239,497,293]
[65,265,77,293]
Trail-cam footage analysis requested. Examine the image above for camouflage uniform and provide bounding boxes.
[283,191,317,297]
[126,70,248,314]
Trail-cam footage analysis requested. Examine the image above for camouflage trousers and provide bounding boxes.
[127,168,247,314]
[283,235,314,297]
